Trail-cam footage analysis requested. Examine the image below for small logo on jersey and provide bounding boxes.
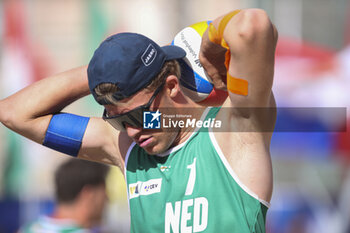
[129,178,162,199]
[143,110,161,129]
[160,165,171,172]
[141,44,157,66]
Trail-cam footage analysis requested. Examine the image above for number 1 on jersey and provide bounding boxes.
[185,158,197,196]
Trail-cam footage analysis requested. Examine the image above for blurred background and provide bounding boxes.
[0,0,350,232]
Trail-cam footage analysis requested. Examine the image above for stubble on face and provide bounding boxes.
[140,128,180,155]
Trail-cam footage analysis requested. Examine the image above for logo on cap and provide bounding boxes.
[141,44,157,66]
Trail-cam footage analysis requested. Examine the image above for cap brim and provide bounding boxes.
[162,45,186,60]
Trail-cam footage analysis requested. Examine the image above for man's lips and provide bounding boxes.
[137,137,153,148]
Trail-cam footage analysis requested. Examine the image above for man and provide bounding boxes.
[1,9,278,232]
[19,159,109,233]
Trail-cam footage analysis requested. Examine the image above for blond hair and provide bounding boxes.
[94,60,181,105]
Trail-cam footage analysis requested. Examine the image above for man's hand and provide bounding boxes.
[199,30,227,90]
[200,9,278,108]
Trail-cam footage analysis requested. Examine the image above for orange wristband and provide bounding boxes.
[227,73,248,96]
[208,10,247,95]
[208,10,241,47]
[208,23,221,45]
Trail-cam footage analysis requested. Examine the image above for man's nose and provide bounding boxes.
[125,124,142,138]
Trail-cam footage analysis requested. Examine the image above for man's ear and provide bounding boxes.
[165,75,180,98]
[78,185,98,204]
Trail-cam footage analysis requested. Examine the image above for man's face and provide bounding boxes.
[105,87,180,155]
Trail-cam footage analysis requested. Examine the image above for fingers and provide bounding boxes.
[199,52,227,90]
[211,74,227,90]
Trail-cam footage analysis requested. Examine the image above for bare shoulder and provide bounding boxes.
[212,93,276,202]
[78,117,132,171]
[200,8,277,202]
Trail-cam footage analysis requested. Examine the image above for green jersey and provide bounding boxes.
[19,216,93,233]
[125,107,269,233]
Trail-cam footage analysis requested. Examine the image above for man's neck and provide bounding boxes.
[171,103,207,146]
[52,203,89,228]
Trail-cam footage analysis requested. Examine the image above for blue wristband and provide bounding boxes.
[43,113,90,157]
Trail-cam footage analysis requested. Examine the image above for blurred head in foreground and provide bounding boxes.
[19,159,110,233]
[54,158,110,228]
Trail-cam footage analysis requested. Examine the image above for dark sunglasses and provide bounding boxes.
[103,83,164,131]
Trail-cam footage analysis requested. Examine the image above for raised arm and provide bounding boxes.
[199,9,278,203]
[0,66,89,142]
[0,66,125,168]
[200,9,277,108]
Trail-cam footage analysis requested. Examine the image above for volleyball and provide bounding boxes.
[172,21,228,105]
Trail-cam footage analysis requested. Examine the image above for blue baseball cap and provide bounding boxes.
[87,32,186,105]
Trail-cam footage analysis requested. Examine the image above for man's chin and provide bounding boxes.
[142,143,171,155]
[140,131,179,155]
[143,146,164,155]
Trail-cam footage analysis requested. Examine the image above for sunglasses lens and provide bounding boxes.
[102,83,162,131]
[104,108,144,131]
